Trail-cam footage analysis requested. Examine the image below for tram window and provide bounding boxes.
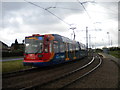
[53,43,59,53]
[60,42,64,52]
[65,43,67,52]
[69,43,72,51]
[73,44,76,51]
[76,43,79,50]
[49,43,52,53]
[68,43,70,51]
[44,45,48,53]
[70,44,72,51]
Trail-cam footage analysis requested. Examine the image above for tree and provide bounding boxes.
[15,39,18,44]
[22,40,25,44]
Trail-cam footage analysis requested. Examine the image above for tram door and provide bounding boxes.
[65,43,74,60]
[68,43,74,60]
[65,43,69,60]
[42,38,51,60]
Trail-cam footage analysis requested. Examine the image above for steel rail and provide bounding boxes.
[2,67,36,78]
[59,56,102,89]
[21,57,95,90]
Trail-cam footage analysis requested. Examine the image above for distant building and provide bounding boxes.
[1,40,25,57]
[103,47,109,54]
[10,39,25,52]
[0,41,9,52]
[11,43,24,52]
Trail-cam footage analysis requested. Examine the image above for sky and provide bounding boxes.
[0,0,119,49]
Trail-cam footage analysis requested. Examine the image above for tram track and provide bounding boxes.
[3,56,92,89]
[2,57,90,79]
[2,67,37,78]
[61,56,102,89]
[3,54,101,89]
[21,54,102,89]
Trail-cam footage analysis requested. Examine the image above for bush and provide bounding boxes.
[2,51,24,57]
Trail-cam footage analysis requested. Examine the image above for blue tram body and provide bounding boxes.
[23,34,87,67]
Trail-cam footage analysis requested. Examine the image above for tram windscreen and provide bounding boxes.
[25,36,43,54]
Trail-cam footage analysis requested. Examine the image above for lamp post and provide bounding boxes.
[107,32,110,47]
[70,27,76,40]
[86,27,88,51]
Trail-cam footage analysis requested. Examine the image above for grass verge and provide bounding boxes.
[109,51,120,59]
[2,60,32,73]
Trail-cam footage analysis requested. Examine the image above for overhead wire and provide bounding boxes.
[53,7,81,10]
[24,0,70,26]
[76,0,91,19]
[76,0,103,31]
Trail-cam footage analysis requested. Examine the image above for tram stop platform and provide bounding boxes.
[98,53,120,67]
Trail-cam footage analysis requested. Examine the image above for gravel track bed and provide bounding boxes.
[66,56,119,88]
[2,56,92,89]
[40,55,100,88]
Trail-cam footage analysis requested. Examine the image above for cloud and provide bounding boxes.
[2,2,27,12]
[2,2,85,27]
[1,1,118,48]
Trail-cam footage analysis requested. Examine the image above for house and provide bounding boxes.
[10,39,25,52]
[103,47,109,54]
[0,41,9,53]
[11,43,24,52]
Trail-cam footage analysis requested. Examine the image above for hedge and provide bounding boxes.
[2,51,24,57]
